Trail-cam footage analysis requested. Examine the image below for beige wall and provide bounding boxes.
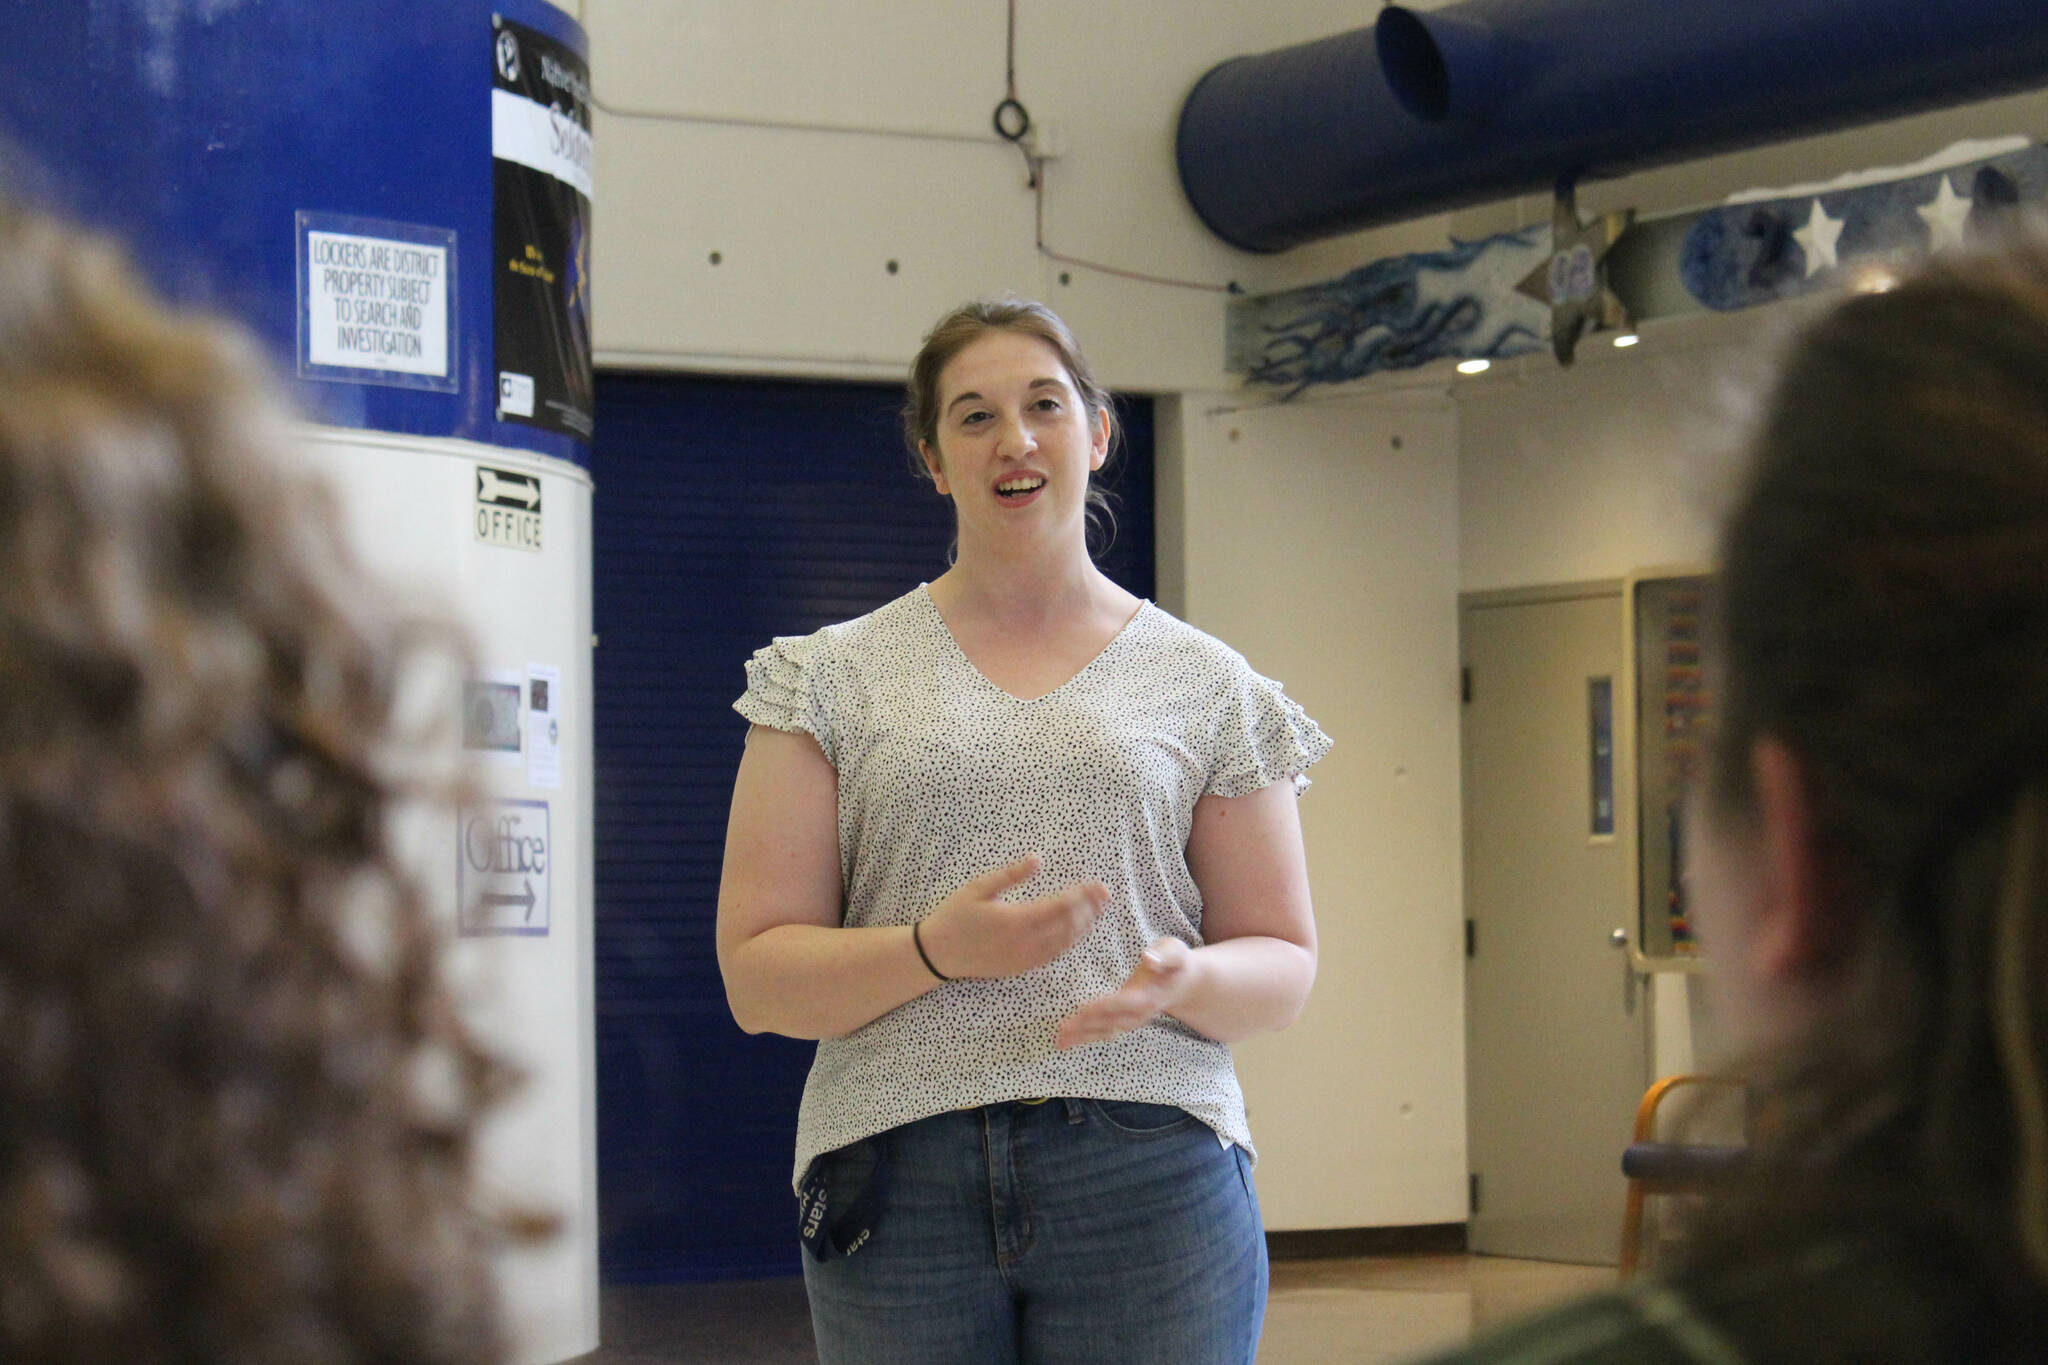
[1454,328,1753,596]
[586,0,1377,390]
[1169,392,1468,1228]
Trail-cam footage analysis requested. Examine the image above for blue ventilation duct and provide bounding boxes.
[1177,0,2048,253]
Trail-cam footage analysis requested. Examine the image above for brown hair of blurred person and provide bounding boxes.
[1693,235,2048,1347]
[0,204,510,1363]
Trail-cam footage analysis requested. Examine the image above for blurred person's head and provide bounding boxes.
[1694,234,2048,1288]
[0,204,508,1361]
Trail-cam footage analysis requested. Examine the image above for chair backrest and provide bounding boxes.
[1633,1073,1750,1146]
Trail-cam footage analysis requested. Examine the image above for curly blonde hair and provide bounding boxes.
[0,206,510,1362]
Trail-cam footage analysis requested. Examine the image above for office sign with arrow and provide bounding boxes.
[459,797,551,936]
[474,463,543,551]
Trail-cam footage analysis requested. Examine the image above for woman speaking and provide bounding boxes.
[717,298,1329,1364]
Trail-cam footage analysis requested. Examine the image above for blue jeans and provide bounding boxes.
[801,1098,1267,1365]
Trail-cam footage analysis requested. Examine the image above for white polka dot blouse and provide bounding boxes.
[735,585,1333,1189]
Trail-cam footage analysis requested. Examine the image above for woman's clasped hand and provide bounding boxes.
[914,854,1108,984]
[915,850,1196,1049]
[1053,934,1194,1050]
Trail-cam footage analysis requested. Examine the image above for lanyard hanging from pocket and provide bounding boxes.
[797,1137,891,1262]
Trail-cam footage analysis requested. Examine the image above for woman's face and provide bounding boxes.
[920,328,1107,553]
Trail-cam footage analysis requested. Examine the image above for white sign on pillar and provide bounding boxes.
[295,212,459,393]
[459,797,551,936]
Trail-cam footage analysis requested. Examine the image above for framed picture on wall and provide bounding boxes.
[1624,568,1714,971]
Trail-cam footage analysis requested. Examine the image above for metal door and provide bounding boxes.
[1461,586,1648,1264]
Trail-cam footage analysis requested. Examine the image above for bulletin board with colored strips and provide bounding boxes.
[1633,574,1712,963]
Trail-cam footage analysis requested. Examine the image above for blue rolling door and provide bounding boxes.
[592,372,1154,1281]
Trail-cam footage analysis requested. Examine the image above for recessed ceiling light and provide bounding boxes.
[1455,358,1491,375]
[1613,333,1640,348]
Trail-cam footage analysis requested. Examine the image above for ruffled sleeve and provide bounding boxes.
[1206,665,1333,799]
[733,631,837,766]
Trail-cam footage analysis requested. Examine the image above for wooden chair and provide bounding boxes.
[1619,1073,1751,1277]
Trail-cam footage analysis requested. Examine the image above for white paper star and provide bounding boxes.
[1793,199,1844,277]
[1916,175,1974,252]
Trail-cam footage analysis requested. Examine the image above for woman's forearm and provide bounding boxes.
[721,861,1106,1039]
[723,922,938,1040]
[1169,935,1318,1043]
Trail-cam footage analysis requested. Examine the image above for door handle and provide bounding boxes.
[1613,927,1638,1014]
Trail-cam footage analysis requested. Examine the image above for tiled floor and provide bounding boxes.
[1254,1254,1615,1364]
[569,1254,1617,1364]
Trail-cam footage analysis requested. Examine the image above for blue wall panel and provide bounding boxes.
[592,372,1154,1282]
[2,0,587,464]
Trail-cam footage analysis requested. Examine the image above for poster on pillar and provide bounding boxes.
[490,13,594,442]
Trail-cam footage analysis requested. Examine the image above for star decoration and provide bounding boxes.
[1793,198,1844,277]
[1916,175,1973,252]
[1514,183,1635,366]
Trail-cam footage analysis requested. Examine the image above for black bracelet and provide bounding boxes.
[911,919,952,982]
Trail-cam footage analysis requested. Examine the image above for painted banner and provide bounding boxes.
[1230,138,2048,390]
